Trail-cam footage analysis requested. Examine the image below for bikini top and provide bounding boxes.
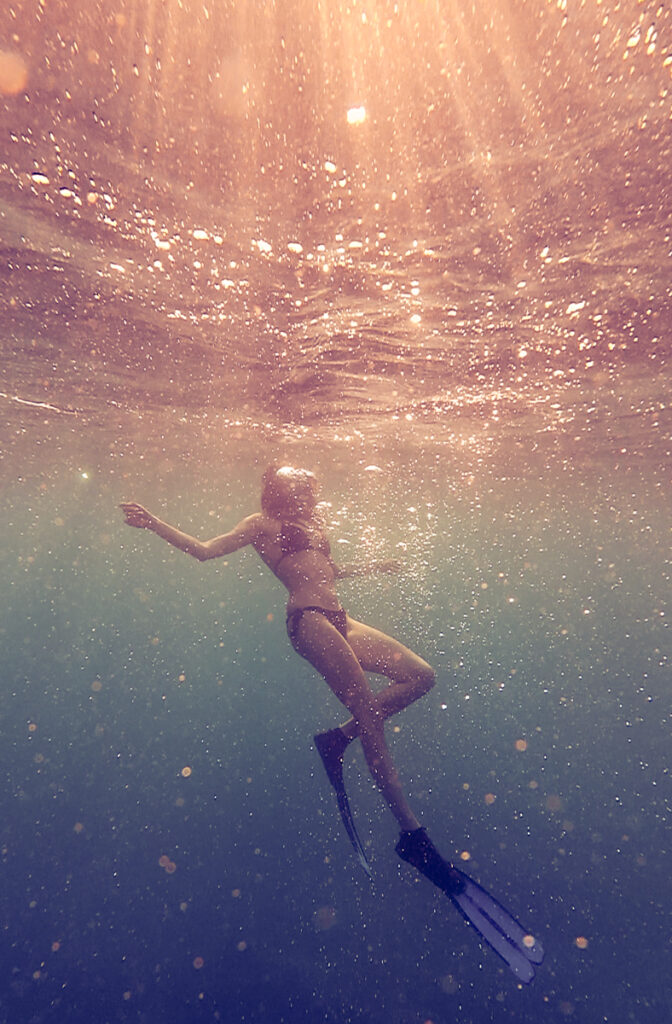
[274,520,332,572]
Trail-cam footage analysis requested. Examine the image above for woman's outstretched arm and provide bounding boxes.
[120,502,261,561]
[334,558,402,579]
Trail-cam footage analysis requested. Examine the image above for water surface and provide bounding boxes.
[1,2,670,1022]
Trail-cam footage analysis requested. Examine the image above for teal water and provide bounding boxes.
[2,0,671,1020]
[2,438,669,1022]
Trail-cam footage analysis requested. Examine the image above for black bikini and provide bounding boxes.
[276,520,348,649]
[286,606,349,648]
[276,520,332,567]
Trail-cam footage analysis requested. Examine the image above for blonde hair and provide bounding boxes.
[260,464,317,519]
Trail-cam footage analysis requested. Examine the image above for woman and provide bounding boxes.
[121,464,434,854]
[120,464,544,982]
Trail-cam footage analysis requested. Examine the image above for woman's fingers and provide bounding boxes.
[120,502,151,527]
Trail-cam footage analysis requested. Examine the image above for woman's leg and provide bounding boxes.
[294,610,421,832]
[337,617,435,741]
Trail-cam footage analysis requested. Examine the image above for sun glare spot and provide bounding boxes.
[346,106,367,125]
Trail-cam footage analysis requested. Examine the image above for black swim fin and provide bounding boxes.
[314,731,373,880]
[396,828,544,983]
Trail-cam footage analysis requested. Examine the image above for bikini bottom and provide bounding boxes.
[286,606,348,651]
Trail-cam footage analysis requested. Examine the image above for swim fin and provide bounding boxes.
[396,828,543,983]
[314,730,373,880]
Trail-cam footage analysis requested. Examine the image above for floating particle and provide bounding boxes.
[523,934,536,949]
[574,936,589,949]
[91,680,102,692]
[28,722,37,733]
[73,822,84,834]
[158,855,170,868]
[515,739,528,752]
[347,106,367,125]
[459,850,471,861]
[236,940,247,952]
[164,860,177,874]
[31,172,50,186]
[181,766,192,778]
[0,51,28,95]
[314,905,336,931]
[484,793,496,805]
[192,956,204,969]
[51,941,61,952]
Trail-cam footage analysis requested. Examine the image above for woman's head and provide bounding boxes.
[261,464,318,519]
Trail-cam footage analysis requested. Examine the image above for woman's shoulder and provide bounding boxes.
[254,512,283,538]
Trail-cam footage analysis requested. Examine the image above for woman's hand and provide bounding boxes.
[120,501,156,530]
[377,558,403,574]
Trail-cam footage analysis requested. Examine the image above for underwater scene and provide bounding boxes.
[1,1,670,1022]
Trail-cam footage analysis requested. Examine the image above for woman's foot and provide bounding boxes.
[396,828,464,895]
[314,728,350,789]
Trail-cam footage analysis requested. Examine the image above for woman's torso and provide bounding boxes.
[252,513,342,613]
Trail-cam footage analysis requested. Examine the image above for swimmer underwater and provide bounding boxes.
[120,463,544,982]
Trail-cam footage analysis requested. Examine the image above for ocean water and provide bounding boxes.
[1,2,671,1023]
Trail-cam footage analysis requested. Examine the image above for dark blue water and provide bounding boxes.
[2,450,669,1022]
[2,1,671,1021]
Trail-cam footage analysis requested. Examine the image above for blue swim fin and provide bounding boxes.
[334,783,373,880]
[448,866,544,984]
[314,731,373,880]
[396,828,543,983]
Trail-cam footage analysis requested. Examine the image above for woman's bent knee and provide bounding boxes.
[417,665,436,696]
